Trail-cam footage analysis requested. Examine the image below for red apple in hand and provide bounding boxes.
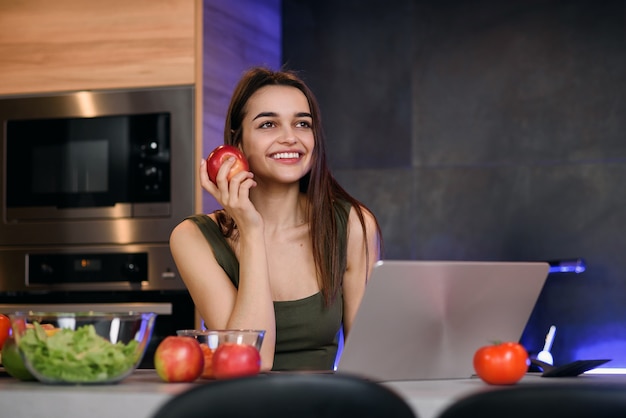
[206,145,249,184]
[212,342,261,379]
[154,336,204,382]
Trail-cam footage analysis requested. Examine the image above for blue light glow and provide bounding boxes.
[548,258,586,274]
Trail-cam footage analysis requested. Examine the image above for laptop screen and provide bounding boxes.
[336,260,549,382]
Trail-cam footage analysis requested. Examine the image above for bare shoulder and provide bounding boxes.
[169,215,227,285]
[169,217,199,244]
[170,214,217,243]
[347,204,379,240]
[169,217,208,255]
[346,204,381,270]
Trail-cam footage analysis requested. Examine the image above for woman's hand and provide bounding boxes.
[200,158,262,229]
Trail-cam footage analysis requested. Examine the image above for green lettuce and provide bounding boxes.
[18,322,139,383]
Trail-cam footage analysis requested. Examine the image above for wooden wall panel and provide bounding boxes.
[0,0,196,95]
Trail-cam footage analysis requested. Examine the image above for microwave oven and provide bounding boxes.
[0,86,196,292]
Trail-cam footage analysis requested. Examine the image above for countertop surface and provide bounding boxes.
[2,368,626,418]
[0,369,197,418]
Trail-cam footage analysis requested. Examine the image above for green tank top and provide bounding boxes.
[185,201,350,371]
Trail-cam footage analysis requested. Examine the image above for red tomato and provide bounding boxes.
[206,145,249,184]
[199,344,215,379]
[0,314,11,350]
[473,341,529,385]
[212,343,261,379]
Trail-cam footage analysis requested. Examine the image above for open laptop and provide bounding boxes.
[335,260,549,382]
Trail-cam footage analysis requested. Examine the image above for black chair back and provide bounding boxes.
[152,372,417,418]
[438,383,626,418]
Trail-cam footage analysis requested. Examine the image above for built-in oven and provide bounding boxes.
[0,86,199,367]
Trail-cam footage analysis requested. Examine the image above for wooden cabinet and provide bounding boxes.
[0,0,197,95]
[0,0,281,215]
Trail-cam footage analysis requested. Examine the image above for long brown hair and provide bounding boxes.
[217,66,382,305]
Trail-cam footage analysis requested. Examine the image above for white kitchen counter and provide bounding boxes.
[2,369,625,418]
[0,369,194,418]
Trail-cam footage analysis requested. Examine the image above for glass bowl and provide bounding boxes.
[176,329,265,379]
[9,311,157,385]
[176,329,265,351]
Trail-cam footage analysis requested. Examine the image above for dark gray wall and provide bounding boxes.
[282,0,626,366]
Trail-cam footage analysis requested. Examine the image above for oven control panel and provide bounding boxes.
[0,244,185,292]
[28,253,148,285]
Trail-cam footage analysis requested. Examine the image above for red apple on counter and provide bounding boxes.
[212,342,261,379]
[154,336,204,383]
[206,145,249,184]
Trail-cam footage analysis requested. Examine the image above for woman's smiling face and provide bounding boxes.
[240,85,315,185]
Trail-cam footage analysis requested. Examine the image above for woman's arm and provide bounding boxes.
[169,219,238,329]
[341,206,381,340]
[169,159,276,370]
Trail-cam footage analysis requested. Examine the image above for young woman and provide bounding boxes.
[169,67,382,371]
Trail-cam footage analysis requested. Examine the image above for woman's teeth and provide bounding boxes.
[272,152,299,159]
